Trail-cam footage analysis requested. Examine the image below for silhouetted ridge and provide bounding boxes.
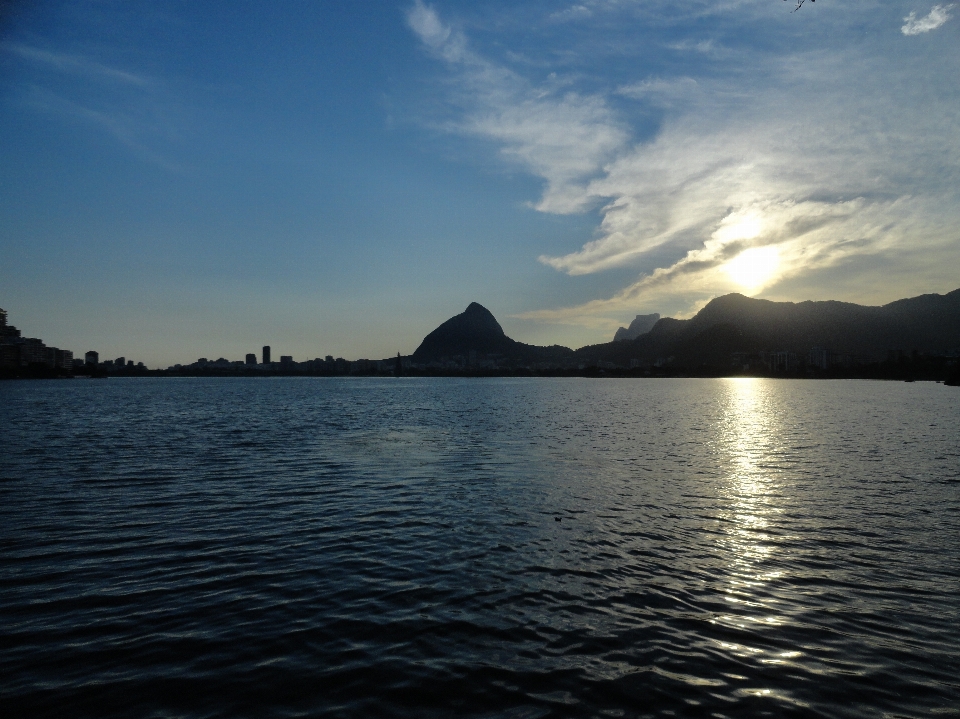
[614,313,660,341]
[573,289,960,367]
[412,303,573,364]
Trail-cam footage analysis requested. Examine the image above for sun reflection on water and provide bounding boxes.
[712,379,795,674]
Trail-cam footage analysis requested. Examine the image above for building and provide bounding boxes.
[280,355,294,366]
[0,307,20,339]
[85,351,99,365]
[769,351,797,373]
[20,338,47,365]
[809,347,833,370]
[0,309,74,372]
[245,353,257,365]
[0,344,19,368]
[0,309,23,369]
[262,346,271,364]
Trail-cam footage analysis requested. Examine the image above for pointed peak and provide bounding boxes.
[464,302,492,315]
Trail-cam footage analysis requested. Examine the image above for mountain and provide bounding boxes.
[411,302,573,365]
[576,289,960,368]
[411,291,960,372]
[614,313,660,342]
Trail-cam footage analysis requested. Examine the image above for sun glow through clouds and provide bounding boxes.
[724,246,780,292]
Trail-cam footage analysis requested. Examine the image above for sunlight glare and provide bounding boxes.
[724,246,780,291]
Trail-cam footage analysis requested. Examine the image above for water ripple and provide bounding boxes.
[1,377,958,717]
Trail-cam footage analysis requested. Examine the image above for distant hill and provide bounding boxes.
[411,302,573,365]
[410,291,960,372]
[576,289,960,367]
[614,313,660,342]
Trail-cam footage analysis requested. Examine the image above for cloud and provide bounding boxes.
[3,43,188,170]
[21,87,182,171]
[409,3,960,329]
[616,77,701,109]
[539,41,960,279]
[406,0,628,213]
[524,50,960,318]
[519,196,926,323]
[548,0,768,25]
[901,4,954,35]
[2,43,149,86]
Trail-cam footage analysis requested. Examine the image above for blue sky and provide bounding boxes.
[1,1,958,366]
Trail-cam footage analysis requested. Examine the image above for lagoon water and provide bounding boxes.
[1,377,958,718]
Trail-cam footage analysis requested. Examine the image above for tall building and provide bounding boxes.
[1,309,22,341]
[262,345,271,364]
[0,308,24,368]
[246,353,257,366]
[20,338,47,365]
[0,345,19,368]
[85,351,99,365]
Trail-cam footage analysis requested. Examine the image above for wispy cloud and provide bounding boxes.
[409,2,960,328]
[518,196,939,324]
[616,77,702,109]
[3,42,187,170]
[535,52,960,315]
[3,43,150,86]
[901,4,954,35]
[21,87,182,171]
[407,0,627,213]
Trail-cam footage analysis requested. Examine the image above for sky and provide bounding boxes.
[1,0,958,367]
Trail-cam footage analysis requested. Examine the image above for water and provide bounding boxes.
[1,377,958,718]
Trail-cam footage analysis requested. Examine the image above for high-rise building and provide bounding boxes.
[0,345,19,368]
[0,309,22,369]
[245,353,257,365]
[21,339,47,365]
[85,351,99,365]
[262,346,271,364]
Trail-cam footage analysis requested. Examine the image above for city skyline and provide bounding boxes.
[3,285,958,378]
[2,1,959,367]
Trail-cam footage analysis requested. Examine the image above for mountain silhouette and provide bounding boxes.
[412,303,572,364]
[411,290,960,371]
[614,313,660,341]
[576,289,960,366]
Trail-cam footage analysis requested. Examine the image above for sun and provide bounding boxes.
[724,246,780,292]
